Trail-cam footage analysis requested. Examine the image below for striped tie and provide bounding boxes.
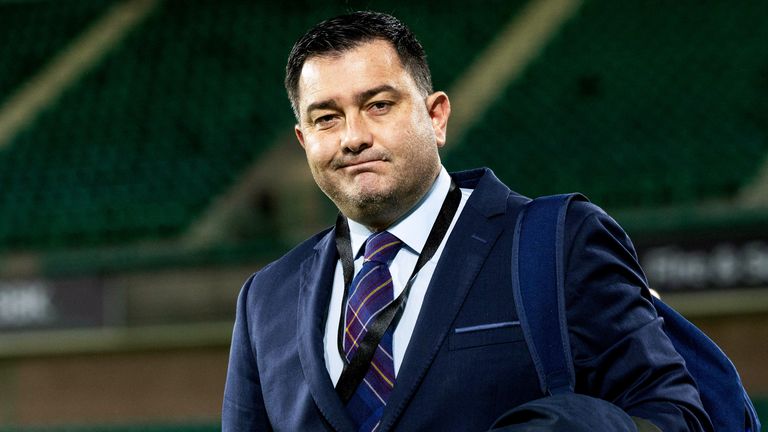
[343,231,403,431]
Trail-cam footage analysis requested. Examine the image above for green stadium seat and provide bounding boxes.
[0,0,523,250]
[445,0,768,211]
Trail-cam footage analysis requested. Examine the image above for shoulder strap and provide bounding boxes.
[511,193,586,396]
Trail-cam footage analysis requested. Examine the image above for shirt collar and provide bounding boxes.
[348,167,452,257]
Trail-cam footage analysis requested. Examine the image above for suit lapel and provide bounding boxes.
[378,170,511,431]
[297,229,356,432]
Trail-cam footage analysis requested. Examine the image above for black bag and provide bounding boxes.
[510,194,761,431]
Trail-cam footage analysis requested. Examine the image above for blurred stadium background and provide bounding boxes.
[0,0,767,429]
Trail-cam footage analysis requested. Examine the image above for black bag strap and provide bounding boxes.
[511,193,586,395]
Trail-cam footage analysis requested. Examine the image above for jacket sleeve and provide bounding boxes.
[222,274,273,432]
[563,202,713,432]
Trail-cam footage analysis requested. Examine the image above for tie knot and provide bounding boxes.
[363,231,403,265]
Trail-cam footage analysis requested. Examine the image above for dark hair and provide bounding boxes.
[285,11,433,120]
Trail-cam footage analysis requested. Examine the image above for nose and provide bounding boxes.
[340,114,372,154]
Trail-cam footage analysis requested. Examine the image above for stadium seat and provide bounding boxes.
[0,0,523,250]
[444,0,768,210]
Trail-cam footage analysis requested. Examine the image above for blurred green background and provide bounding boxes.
[0,0,766,429]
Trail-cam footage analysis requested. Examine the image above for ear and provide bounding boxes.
[426,91,451,148]
[295,124,306,149]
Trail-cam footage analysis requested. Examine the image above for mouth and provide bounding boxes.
[338,158,386,171]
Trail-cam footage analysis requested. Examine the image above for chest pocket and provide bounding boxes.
[449,320,524,350]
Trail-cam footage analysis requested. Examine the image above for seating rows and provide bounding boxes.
[0,0,112,101]
[4,0,765,250]
[444,0,768,210]
[0,0,521,250]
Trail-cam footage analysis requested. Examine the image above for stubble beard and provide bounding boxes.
[319,158,439,230]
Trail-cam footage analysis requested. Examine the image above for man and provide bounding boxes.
[223,11,712,431]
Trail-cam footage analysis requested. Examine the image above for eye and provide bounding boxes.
[368,101,392,115]
[314,114,338,129]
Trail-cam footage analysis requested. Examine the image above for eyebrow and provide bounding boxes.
[304,84,401,119]
[355,84,400,105]
[304,99,341,117]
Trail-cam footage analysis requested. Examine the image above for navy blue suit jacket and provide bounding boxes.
[222,168,712,431]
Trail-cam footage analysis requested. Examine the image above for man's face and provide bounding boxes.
[294,39,450,230]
